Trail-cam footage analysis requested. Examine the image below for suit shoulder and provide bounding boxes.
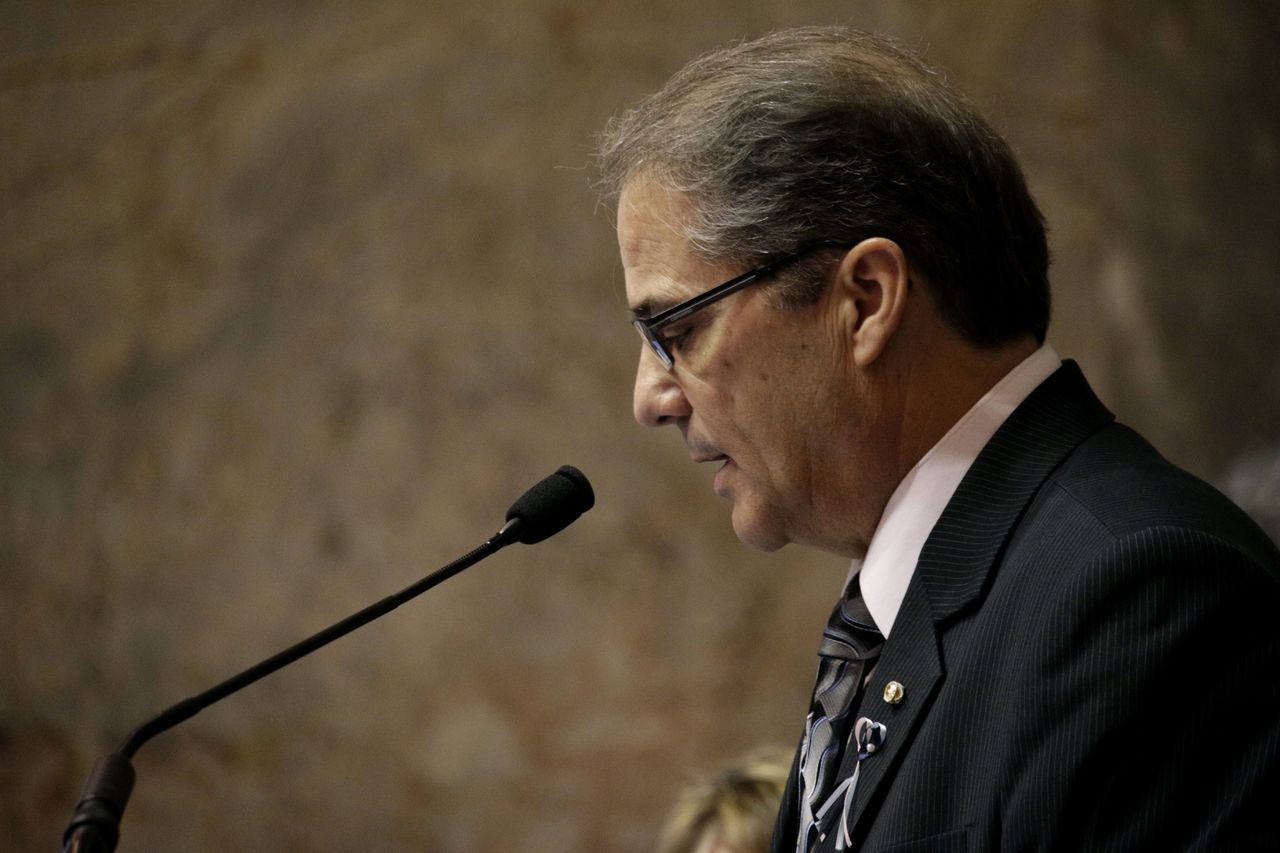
[1033,422,1280,576]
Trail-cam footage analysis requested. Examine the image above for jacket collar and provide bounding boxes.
[818,360,1114,850]
[913,360,1113,626]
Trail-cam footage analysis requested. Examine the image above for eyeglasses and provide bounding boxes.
[631,240,847,371]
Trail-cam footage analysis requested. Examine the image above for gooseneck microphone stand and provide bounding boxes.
[62,466,594,852]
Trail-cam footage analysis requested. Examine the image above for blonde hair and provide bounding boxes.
[657,747,792,853]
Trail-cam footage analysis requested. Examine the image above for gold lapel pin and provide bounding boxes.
[882,680,905,705]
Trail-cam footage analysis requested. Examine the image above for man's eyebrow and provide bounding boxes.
[629,298,678,321]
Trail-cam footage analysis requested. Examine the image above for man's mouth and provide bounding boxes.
[689,444,733,494]
[711,456,735,495]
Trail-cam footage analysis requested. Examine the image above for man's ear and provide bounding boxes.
[834,237,911,366]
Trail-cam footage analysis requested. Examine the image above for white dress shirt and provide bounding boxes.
[852,344,1063,637]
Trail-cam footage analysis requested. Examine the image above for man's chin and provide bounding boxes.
[729,502,789,552]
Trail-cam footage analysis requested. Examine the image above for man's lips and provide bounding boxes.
[711,456,735,495]
[688,449,734,495]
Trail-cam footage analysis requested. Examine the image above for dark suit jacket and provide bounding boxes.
[772,361,1280,852]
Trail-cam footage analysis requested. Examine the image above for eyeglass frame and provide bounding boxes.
[631,239,848,371]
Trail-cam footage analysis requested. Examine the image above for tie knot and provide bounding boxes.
[817,590,883,663]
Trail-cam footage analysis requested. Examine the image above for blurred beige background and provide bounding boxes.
[3,1,1278,850]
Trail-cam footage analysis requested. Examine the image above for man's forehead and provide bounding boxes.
[618,180,730,317]
[617,180,692,266]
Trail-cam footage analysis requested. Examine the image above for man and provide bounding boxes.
[597,27,1280,852]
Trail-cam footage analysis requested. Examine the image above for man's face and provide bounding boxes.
[619,180,853,552]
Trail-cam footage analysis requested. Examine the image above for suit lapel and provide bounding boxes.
[827,361,1114,847]
[913,361,1113,625]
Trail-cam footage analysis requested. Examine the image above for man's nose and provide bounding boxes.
[633,348,692,427]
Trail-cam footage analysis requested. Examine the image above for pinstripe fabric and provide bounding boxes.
[773,362,1280,852]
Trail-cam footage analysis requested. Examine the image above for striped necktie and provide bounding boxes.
[797,578,884,852]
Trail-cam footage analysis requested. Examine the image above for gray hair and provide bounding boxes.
[596,26,1050,346]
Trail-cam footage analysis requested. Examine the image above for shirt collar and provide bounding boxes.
[851,344,1062,636]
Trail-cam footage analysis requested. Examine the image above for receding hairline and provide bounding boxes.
[596,27,953,204]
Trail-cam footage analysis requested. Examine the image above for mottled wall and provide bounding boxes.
[2,1,1277,850]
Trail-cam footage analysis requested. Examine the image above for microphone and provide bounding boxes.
[62,466,594,853]
[504,464,595,543]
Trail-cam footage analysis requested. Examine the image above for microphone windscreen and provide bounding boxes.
[505,465,595,544]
